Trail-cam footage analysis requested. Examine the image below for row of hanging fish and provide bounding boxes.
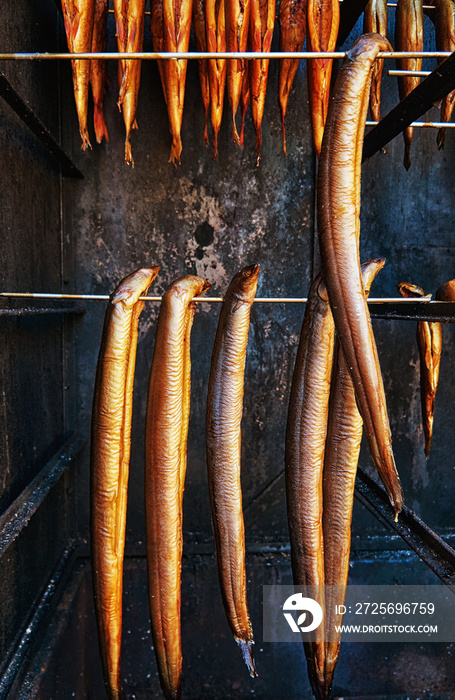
[90,264,259,699]
[61,0,454,166]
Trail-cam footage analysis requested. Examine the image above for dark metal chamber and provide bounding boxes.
[1,2,454,698]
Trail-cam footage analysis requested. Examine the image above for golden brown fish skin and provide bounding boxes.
[285,272,335,700]
[192,0,211,145]
[436,278,455,302]
[91,266,160,700]
[206,0,227,158]
[395,0,424,169]
[430,0,455,149]
[206,265,260,677]
[61,0,95,150]
[114,0,146,165]
[225,0,251,145]
[363,0,388,122]
[317,34,404,516]
[90,0,109,143]
[249,0,276,163]
[278,0,306,154]
[398,282,442,457]
[239,62,250,145]
[306,0,339,157]
[145,275,211,700]
[323,258,385,699]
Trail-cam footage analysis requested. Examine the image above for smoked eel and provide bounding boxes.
[249,0,277,163]
[363,0,388,121]
[285,271,335,700]
[225,0,251,145]
[193,0,211,145]
[398,282,442,457]
[240,63,251,145]
[395,0,424,169]
[306,0,339,157]
[113,0,146,165]
[61,0,95,150]
[317,33,404,516]
[90,0,109,143]
[150,0,193,164]
[206,265,260,677]
[91,266,159,700]
[145,275,210,700]
[278,0,307,154]
[323,258,385,698]
[436,278,455,302]
[431,0,455,149]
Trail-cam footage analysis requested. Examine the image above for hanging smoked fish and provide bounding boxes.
[306,0,339,157]
[249,0,276,163]
[61,0,95,150]
[145,275,210,700]
[318,34,404,516]
[91,266,159,700]
[286,270,334,700]
[193,0,211,145]
[150,0,193,164]
[398,282,442,457]
[431,0,455,149]
[395,0,424,169]
[90,0,109,144]
[225,0,251,145]
[239,62,250,145]
[113,0,146,166]
[323,259,385,698]
[278,0,306,154]
[206,265,260,677]
[207,0,227,158]
[363,0,388,122]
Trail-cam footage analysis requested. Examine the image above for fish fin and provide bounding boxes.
[169,136,182,165]
[235,638,257,678]
[94,106,109,144]
[125,138,134,167]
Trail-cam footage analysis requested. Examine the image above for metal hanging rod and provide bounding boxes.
[0,51,451,61]
[366,120,455,128]
[389,69,431,77]
[0,292,451,304]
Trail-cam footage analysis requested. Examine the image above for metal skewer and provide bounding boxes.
[0,51,451,61]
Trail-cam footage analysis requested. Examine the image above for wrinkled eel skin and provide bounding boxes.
[285,271,335,700]
[363,0,388,122]
[317,33,404,517]
[91,266,159,700]
[323,258,385,699]
[145,275,210,700]
[206,264,260,677]
[398,282,442,457]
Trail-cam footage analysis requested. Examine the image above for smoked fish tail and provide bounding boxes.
[91,0,109,144]
[207,265,260,678]
[225,0,251,145]
[318,33,403,516]
[91,266,159,700]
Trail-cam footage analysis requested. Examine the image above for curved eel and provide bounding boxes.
[278,0,306,154]
[285,271,335,700]
[91,266,159,700]
[363,0,388,122]
[398,282,442,457]
[317,33,404,516]
[145,275,211,700]
[323,258,385,698]
[206,264,260,677]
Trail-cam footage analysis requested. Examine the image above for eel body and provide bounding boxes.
[432,0,455,149]
[278,0,307,154]
[285,271,335,700]
[240,62,251,145]
[306,0,339,157]
[363,0,388,121]
[323,258,385,698]
[61,0,95,150]
[91,266,159,700]
[151,0,193,164]
[249,0,277,163]
[398,282,442,457]
[193,0,211,145]
[90,0,109,143]
[436,278,455,302]
[317,33,404,516]
[395,0,424,169]
[145,275,210,700]
[114,0,146,165]
[206,264,260,677]
[225,0,251,145]
[207,0,227,158]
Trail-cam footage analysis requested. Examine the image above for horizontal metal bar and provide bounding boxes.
[0,51,451,61]
[355,468,455,589]
[389,69,432,77]
[0,71,83,179]
[0,433,85,558]
[369,301,455,322]
[0,305,85,317]
[366,119,455,128]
